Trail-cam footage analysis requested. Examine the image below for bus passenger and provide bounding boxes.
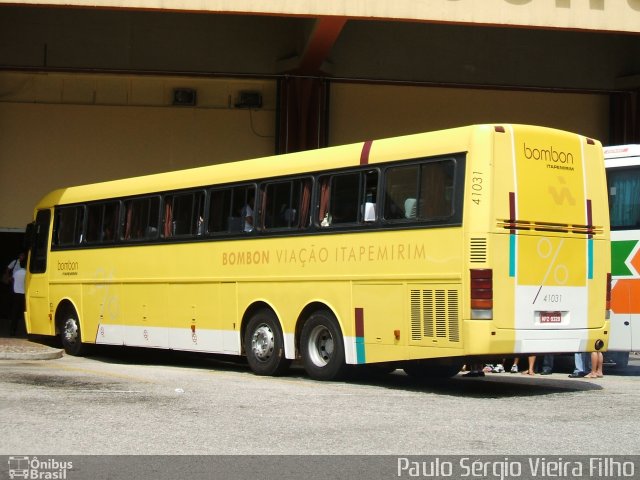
[241,195,254,232]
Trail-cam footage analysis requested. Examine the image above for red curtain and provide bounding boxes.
[610,91,640,145]
[276,77,330,154]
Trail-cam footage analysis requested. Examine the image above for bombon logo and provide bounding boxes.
[58,260,79,275]
[524,143,575,164]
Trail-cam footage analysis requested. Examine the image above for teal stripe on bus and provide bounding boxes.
[509,234,516,277]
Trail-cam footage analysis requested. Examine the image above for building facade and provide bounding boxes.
[0,0,639,234]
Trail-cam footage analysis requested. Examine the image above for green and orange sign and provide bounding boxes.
[611,239,640,314]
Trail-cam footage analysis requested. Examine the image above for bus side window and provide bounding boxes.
[85,204,102,243]
[262,178,311,230]
[123,196,160,241]
[420,160,454,219]
[208,185,255,234]
[318,170,377,226]
[328,173,359,225]
[362,169,378,222]
[318,177,331,226]
[163,191,205,237]
[384,165,418,221]
[30,209,51,273]
[208,188,232,234]
[86,201,120,243]
[608,166,640,229]
[102,202,120,241]
[53,206,84,246]
[383,161,454,222]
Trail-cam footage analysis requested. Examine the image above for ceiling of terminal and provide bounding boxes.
[1,5,639,92]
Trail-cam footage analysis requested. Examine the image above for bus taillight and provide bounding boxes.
[471,268,493,319]
[606,272,611,320]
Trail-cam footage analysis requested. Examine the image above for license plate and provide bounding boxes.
[540,311,562,323]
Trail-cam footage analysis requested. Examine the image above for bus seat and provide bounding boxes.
[227,216,244,232]
[363,202,376,222]
[404,198,417,218]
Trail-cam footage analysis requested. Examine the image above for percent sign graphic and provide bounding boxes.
[533,237,568,304]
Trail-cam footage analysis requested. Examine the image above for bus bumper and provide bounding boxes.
[463,320,610,355]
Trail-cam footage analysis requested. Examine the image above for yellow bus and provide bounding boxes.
[25,124,611,380]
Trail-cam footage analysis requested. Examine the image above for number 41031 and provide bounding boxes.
[471,172,483,205]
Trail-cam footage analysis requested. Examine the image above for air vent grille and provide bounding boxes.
[470,237,487,264]
[410,287,461,346]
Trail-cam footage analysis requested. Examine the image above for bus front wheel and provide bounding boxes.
[300,310,347,381]
[244,309,290,376]
[60,309,86,356]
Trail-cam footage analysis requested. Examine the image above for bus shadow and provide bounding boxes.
[85,344,252,373]
[605,364,640,377]
[48,342,607,398]
[345,370,604,398]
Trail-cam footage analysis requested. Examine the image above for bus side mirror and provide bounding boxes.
[24,222,35,250]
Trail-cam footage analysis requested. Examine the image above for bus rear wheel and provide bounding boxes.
[244,309,290,376]
[300,310,347,381]
[60,309,86,356]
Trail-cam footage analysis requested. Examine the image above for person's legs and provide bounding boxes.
[510,357,519,373]
[522,355,536,375]
[596,352,604,377]
[569,352,587,377]
[541,355,554,374]
[583,352,592,372]
[9,292,19,336]
[463,363,485,377]
[585,352,603,378]
[574,352,585,373]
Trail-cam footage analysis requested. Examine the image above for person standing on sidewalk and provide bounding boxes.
[585,351,604,379]
[7,252,25,275]
[568,352,591,378]
[9,257,26,336]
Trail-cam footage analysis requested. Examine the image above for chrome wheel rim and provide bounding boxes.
[63,318,79,345]
[251,324,275,362]
[307,325,334,367]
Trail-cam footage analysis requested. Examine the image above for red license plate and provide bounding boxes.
[540,311,562,323]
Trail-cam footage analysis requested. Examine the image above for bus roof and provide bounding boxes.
[35,124,480,208]
[34,123,593,209]
[604,144,640,159]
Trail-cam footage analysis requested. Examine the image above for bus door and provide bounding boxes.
[26,209,53,335]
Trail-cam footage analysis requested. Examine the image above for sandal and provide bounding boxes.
[584,372,599,378]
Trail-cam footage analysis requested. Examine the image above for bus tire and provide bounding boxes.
[403,359,462,380]
[60,308,86,356]
[244,309,290,376]
[300,310,347,381]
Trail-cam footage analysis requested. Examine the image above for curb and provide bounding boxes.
[0,349,63,360]
[0,337,64,361]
